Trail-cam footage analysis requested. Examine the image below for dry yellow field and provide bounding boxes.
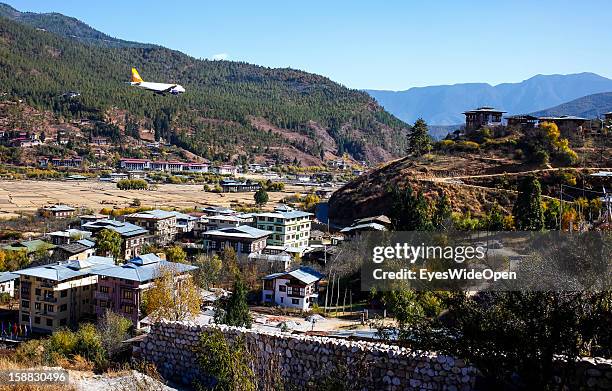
[0,179,304,219]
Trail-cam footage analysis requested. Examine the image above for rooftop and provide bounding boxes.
[204,225,273,240]
[256,209,313,220]
[126,209,177,220]
[3,239,55,253]
[14,256,115,281]
[263,266,323,285]
[42,204,75,212]
[82,219,149,237]
[463,107,506,114]
[0,272,19,284]
[93,253,197,282]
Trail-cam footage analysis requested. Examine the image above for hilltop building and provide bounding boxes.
[463,107,506,132]
[506,114,539,130]
[605,112,612,121]
[538,116,587,133]
[261,267,323,311]
[48,229,92,245]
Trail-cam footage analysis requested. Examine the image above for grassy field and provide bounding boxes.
[0,180,305,219]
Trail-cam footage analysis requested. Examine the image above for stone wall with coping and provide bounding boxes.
[134,321,612,390]
[135,321,477,391]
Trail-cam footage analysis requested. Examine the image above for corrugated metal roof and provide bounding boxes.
[255,210,313,220]
[204,225,272,239]
[14,256,115,281]
[263,266,323,284]
[82,219,148,237]
[127,209,176,220]
[94,256,197,282]
[0,272,19,284]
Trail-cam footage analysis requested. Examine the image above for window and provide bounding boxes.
[59,319,67,326]
[35,288,41,296]
[280,297,284,303]
[120,304,134,314]
[279,285,286,292]
[292,299,299,305]
[35,302,41,310]
[60,304,67,312]
[46,318,53,327]
[45,304,54,313]
[100,286,109,293]
[60,290,67,298]
[83,285,89,291]
[21,300,29,308]
[34,317,40,324]
[265,294,272,300]
[21,314,29,322]
[121,290,134,300]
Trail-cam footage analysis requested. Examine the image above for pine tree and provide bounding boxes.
[218,278,252,328]
[390,185,432,231]
[408,118,432,156]
[432,192,452,230]
[513,176,544,231]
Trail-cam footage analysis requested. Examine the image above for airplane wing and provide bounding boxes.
[160,85,177,93]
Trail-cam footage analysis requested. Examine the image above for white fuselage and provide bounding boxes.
[130,81,185,95]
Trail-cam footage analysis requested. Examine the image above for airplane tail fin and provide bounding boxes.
[131,68,144,83]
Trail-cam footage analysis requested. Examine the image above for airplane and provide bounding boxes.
[128,68,185,95]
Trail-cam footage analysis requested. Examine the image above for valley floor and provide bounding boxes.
[0,180,304,219]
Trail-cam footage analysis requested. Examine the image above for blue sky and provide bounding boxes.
[6,0,612,90]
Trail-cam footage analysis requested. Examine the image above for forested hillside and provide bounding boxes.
[0,13,409,164]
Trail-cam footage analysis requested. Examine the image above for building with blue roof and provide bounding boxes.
[14,256,115,333]
[0,271,19,298]
[125,209,177,245]
[81,219,150,260]
[202,225,272,255]
[262,266,323,311]
[93,253,197,328]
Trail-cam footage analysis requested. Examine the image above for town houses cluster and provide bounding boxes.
[0,200,385,334]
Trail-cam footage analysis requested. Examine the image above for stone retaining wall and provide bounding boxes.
[135,321,478,390]
[134,321,612,390]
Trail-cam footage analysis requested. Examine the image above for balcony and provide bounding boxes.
[37,296,57,303]
[94,291,110,301]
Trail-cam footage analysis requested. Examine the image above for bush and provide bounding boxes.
[117,179,148,190]
[533,149,549,165]
[456,141,480,151]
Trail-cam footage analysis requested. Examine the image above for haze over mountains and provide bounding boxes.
[367,73,612,125]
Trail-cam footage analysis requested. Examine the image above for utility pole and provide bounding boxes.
[559,184,563,230]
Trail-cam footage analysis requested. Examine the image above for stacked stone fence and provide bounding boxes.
[134,322,612,390]
[135,321,478,390]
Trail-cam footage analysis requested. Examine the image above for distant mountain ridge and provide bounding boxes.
[530,92,612,118]
[0,2,157,48]
[367,73,612,125]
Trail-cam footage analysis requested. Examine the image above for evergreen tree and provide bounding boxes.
[408,118,432,156]
[513,176,544,231]
[390,185,432,231]
[217,278,252,328]
[254,188,269,206]
[432,192,452,230]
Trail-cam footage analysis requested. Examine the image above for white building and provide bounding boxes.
[254,205,312,248]
[0,272,19,297]
[261,267,322,311]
